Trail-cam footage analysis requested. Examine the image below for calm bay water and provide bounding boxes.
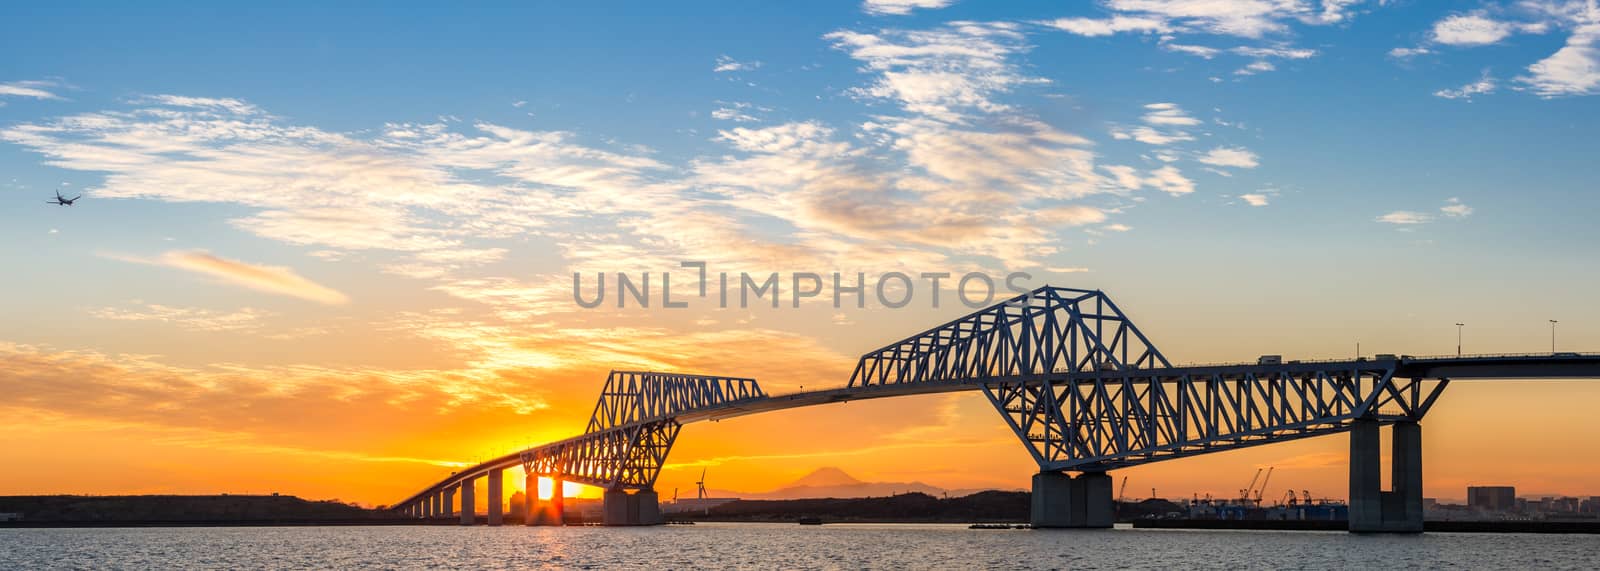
[2,523,1597,570]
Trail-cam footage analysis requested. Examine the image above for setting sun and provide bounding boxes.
[532,478,590,501]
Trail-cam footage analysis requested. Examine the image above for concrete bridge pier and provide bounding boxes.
[602,488,664,526]
[551,476,565,525]
[1349,418,1423,533]
[1030,471,1113,528]
[636,489,662,525]
[444,488,456,518]
[429,492,441,518]
[459,477,477,525]
[487,469,504,526]
[524,471,539,526]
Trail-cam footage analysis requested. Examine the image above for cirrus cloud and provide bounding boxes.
[106,250,350,305]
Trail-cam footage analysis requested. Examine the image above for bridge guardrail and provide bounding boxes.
[1095,352,1600,371]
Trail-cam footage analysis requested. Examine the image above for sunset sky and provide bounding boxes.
[2,1,1598,508]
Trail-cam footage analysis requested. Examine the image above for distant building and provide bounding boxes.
[1583,497,1600,514]
[1467,486,1516,511]
[1550,496,1580,514]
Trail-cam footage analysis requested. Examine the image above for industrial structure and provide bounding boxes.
[391,286,1600,533]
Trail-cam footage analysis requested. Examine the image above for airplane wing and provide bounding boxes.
[69,196,81,201]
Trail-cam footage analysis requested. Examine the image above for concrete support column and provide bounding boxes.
[531,470,550,524]
[430,492,441,518]
[1080,472,1114,528]
[487,469,504,526]
[459,477,477,525]
[1031,471,1074,528]
[444,489,456,518]
[1030,471,1113,528]
[1390,421,1424,532]
[551,476,564,525]
[636,489,662,526]
[604,488,632,526]
[1349,419,1424,533]
[1349,418,1381,531]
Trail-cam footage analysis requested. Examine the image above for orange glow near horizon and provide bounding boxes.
[535,477,588,500]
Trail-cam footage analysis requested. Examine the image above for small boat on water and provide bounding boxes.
[797,517,823,525]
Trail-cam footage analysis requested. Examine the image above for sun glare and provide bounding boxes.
[534,477,588,500]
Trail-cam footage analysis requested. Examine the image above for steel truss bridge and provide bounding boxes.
[394,286,1599,531]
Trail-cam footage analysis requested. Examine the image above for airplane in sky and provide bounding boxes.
[47,189,80,206]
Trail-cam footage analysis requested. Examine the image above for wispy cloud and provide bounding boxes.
[1396,3,1598,98]
[0,79,64,101]
[1435,72,1497,101]
[1197,146,1260,169]
[1146,165,1195,196]
[108,250,350,305]
[1141,102,1201,126]
[1095,0,1360,38]
[1110,125,1194,145]
[162,251,349,305]
[1389,46,1433,59]
[88,302,271,332]
[711,101,767,123]
[1109,102,1206,145]
[1432,11,1519,46]
[713,55,762,73]
[1239,193,1270,206]
[1234,60,1276,75]
[137,94,262,115]
[1441,197,1474,217]
[1041,15,1169,36]
[1379,197,1474,226]
[825,22,1040,122]
[1377,211,1432,225]
[862,0,956,16]
[1519,24,1600,97]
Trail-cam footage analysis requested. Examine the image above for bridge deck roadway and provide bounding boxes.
[396,353,1600,508]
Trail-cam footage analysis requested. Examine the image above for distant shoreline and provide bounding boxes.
[7,519,1600,534]
[1132,519,1600,534]
[0,519,419,529]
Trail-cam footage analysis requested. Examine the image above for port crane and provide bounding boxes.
[1239,468,1262,504]
[1115,476,1128,518]
[1252,467,1275,507]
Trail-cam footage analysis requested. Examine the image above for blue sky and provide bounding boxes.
[1,1,1598,501]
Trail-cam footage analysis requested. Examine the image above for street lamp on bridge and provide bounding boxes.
[1455,323,1464,356]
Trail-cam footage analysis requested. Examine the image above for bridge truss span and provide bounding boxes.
[849,287,1170,389]
[985,364,1449,472]
[587,371,765,431]
[521,418,682,490]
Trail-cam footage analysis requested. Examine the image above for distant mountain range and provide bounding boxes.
[704,467,1002,500]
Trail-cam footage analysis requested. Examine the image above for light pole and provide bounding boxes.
[1550,320,1558,353]
[1455,323,1464,356]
